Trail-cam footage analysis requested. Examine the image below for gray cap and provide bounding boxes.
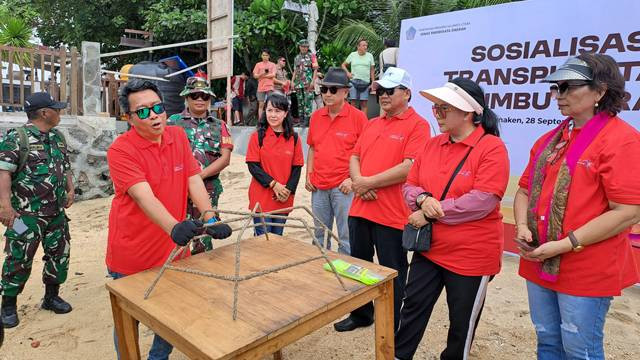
[542,57,593,83]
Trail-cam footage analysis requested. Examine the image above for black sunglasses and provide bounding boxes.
[188,92,211,101]
[550,81,591,96]
[320,86,344,94]
[132,103,165,120]
[376,86,407,97]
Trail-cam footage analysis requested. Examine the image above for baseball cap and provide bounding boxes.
[374,67,412,90]
[419,83,483,115]
[24,92,67,112]
[542,57,593,83]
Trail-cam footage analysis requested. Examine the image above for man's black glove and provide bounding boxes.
[204,221,233,239]
[170,220,203,246]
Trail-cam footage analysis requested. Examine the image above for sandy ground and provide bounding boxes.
[1,153,639,360]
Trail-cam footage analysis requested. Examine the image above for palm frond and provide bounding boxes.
[333,19,384,55]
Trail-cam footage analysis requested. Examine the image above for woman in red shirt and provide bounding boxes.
[514,54,640,360]
[246,92,304,236]
[395,78,509,360]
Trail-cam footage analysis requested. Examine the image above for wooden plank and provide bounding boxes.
[8,50,14,105]
[0,55,3,104]
[30,50,35,94]
[59,46,67,114]
[0,44,57,55]
[235,284,386,359]
[18,60,24,107]
[49,52,55,95]
[70,47,78,115]
[110,293,141,360]
[40,52,45,92]
[374,280,395,359]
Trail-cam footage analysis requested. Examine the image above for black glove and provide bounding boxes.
[170,220,203,246]
[205,221,233,239]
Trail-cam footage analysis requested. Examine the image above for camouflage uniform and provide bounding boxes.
[294,52,317,126]
[0,124,71,297]
[168,111,233,254]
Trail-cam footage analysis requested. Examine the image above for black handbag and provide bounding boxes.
[402,142,479,252]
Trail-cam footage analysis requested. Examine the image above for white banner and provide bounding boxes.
[400,0,640,176]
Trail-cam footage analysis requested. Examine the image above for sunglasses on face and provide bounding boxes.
[132,103,165,120]
[549,81,591,96]
[375,86,406,97]
[320,86,343,94]
[188,92,211,101]
[432,104,453,120]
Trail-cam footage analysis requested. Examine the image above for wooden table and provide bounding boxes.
[106,235,398,359]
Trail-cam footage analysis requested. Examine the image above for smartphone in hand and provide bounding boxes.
[514,238,536,252]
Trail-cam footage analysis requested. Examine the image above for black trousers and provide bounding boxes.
[347,216,408,330]
[395,254,491,360]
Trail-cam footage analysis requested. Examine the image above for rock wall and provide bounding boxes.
[0,113,116,201]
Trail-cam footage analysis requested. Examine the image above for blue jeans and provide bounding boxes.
[253,216,286,236]
[311,188,353,254]
[109,270,173,360]
[526,281,612,360]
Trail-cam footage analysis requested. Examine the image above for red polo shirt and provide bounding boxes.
[307,103,368,189]
[246,128,304,213]
[349,107,430,230]
[518,116,640,296]
[106,126,201,275]
[407,126,510,276]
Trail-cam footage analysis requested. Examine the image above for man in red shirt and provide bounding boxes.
[106,80,231,359]
[334,67,430,332]
[306,67,367,254]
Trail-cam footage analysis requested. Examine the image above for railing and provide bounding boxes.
[101,73,127,119]
[0,45,81,115]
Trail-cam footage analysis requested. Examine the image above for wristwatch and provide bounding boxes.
[415,192,433,208]
[568,231,584,252]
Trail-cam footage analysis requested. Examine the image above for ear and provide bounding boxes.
[596,84,608,103]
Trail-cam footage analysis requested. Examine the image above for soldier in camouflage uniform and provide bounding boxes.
[292,39,319,127]
[0,92,75,329]
[168,74,234,255]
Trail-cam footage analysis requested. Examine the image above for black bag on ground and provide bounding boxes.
[401,136,484,252]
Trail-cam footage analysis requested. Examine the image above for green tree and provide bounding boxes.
[0,15,33,66]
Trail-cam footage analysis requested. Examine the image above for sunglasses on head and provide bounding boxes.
[432,104,453,120]
[320,86,344,94]
[375,86,407,97]
[132,103,165,120]
[549,81,591,96]
[188,92,211,101]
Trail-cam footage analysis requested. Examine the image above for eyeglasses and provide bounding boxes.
[132,103,165,120]
[549,81,591,97]
[188,92,211,101]
[320,86,342,94]
[432,104,453,120]
[375,86,406,97]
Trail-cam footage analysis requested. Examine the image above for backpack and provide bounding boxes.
[14,127,67,174]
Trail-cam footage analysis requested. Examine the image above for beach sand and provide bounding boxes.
[1,153,639,359]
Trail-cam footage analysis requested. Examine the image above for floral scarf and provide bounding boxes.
[526,112,610,282]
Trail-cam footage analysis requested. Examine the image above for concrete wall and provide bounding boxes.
[0,113,117,200]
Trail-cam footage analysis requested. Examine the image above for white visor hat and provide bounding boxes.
[419,83,483,115]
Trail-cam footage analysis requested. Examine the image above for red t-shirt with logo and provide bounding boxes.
[349,107,430,230]
[106,126,201,275]
[246,128,304,213]
[307,103,368,189]
[407,126,510,276]
[518,116,640,296]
